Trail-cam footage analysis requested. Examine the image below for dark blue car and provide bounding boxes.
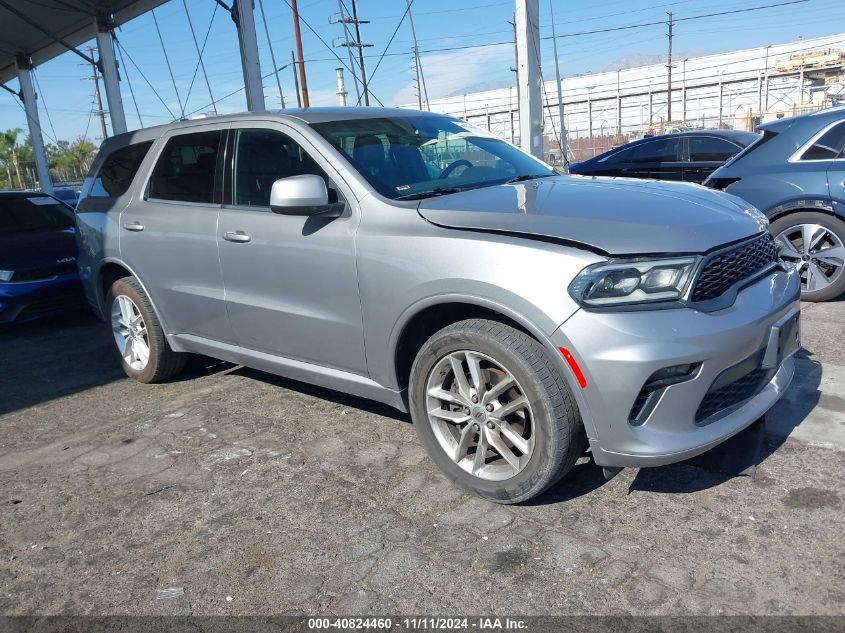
[706,107,845,302]
[0,191,87,324]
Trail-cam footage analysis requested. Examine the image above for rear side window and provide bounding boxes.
[88,141,153,198]
[688,137,740,162]
[148,131,222,203]
[801,122,845,160]
[630,138,680,163]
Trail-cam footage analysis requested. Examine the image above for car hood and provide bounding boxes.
[417,176,763,255]
[0,228,77,271]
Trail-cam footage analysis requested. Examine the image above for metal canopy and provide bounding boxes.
[0,0,168,84]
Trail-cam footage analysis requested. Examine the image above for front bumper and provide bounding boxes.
[0,274,87,324]
[554,266,801,468]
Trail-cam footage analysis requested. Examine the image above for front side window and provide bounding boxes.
[148,131,222,203]
[688,137,741,162]
[310,115,553,200]
[232,128,334,207]
[630,138,680,163]
[0,195,75,235]
[801,122,845,160]
[87,141,153,198]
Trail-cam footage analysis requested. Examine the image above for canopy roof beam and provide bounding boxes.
[0,0,96,66]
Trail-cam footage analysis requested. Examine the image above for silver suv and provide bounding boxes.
[76,108,801,504]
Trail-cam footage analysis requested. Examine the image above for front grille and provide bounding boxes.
[16,288,87,321]
[695,368,770,425]
[12,262,77,282]
[690,233,778,302]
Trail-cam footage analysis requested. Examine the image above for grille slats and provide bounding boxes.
[691,233,779,302]
[695,368,770,425]
[12,262,77,282]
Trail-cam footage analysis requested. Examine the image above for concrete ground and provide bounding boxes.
[0,300,843,616]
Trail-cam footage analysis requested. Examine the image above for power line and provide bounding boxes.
[114,34,143,128]
[151,8,185,119]
[112,36,178,119]
[257,0,285,107]
[182,0,218,114]
[365,0,413,86]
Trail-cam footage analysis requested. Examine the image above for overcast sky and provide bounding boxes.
[1,0,843,143]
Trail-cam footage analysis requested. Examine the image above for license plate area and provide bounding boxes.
[761,311,800,370]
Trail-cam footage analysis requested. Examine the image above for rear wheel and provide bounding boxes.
[771,211,845,302]
[106,277,187,383]
[409,318,585,504]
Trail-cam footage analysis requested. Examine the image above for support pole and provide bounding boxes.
[515,0,541,158]
[95,14,126,135]
[291,50,301,108]
[15,55,52,193]
[233,0,266,111]
[549,0,567,166]
[666,12,673,122]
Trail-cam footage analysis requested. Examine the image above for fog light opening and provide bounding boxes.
[629,362,701,426]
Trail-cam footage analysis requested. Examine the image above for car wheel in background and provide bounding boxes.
[771,212,845,302]
[409,318,585,504]
[106,277,187,383]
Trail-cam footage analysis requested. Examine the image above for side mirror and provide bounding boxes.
[269,174,343,217]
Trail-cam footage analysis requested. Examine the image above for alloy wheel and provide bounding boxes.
[425,350,535,481]
[111,295,150,371]
[775,223,845,293]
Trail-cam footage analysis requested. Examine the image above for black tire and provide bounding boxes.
[106,277,187,383]
[770,211,845,302]
[409,318,585,504]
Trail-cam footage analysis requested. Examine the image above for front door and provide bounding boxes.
[683,135,743,183]
[216,124,366,374]
[119,125,234,342]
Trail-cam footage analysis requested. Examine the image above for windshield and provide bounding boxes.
[0,195,75,235]
[310,115,554,200]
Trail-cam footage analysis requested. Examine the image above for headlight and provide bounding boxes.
[743,207,769,230]
[569,257,699,307]
[0,270,13,282]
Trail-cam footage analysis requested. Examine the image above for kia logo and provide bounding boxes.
[56,257,76,263]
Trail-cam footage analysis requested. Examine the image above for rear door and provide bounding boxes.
[216,123,366,374]
[621,137,683,180]
[119,124,234,342]
[683,135,744,183]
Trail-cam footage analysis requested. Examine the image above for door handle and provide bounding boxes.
[122,221,144,232]
[223,230,252,243]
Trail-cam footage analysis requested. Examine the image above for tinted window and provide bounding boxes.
[801,122,845,160]
[88,141,153,197]
[311,115,552,199]
[148,131,221,203]
[0,195,75,235]
[630,138,680,163]
[232,129,334,207]
[688,137,741,162]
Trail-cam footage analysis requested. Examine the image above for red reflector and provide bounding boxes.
[559,347,587,389]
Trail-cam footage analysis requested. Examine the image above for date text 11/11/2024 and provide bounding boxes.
[307,617,528,630]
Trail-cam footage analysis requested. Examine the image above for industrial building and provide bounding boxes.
[410,33,845,161]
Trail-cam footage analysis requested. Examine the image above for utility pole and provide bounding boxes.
[666,11,673,122]
[352,0,369,105]
[406,0,428,110]
[333,0,361,105]
[290,0,309,107]
[515,0,541,158]
[548,0,568,166]
[86,47,108,140]
[291,50,302,108]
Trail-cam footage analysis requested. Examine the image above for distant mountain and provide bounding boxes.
[604,54,667,71]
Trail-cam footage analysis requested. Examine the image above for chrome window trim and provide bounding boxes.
[788,119,845,163]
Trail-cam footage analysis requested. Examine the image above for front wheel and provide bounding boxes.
[106,277,187,383]
[771,211,845,302]
[409,318,585,504]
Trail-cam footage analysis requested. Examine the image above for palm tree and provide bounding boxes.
[0,128,24,189]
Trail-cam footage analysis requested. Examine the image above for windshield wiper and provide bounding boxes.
[504,174,554,184]
[394,187,464,201]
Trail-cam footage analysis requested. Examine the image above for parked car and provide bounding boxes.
[51,187,81,208]
[76,109,800,504]
[0,191,86,324]
[705,107,845,301]
[570,130,759,183]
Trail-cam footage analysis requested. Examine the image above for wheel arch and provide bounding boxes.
[95,259,171,335]
[764,198,838,222]
[390,295,561,394]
